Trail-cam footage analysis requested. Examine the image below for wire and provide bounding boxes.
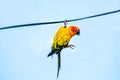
[0,9,120,30]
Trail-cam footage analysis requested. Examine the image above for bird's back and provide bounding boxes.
[52,26,71,50]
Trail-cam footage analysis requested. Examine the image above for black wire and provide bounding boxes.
[0,9,120,30]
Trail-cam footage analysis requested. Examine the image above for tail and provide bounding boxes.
[57,52,61,78]
[47,50,55,57]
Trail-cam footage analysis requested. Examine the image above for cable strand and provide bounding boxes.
[0,9,120,30]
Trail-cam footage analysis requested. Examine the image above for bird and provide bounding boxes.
[47,25,80,78]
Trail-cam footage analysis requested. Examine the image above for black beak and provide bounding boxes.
[76,31,80,36]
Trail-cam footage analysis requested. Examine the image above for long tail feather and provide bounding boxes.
[57,52,61,78]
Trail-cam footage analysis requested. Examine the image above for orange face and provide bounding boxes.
[70,25,80,35]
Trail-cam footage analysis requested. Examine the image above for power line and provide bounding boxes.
[0,9,120,30]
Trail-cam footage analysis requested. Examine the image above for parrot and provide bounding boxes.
[47,25,80,78]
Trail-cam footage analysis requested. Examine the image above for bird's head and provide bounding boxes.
[69,25,80,36]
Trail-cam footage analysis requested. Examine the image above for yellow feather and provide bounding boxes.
[52,25,77,50]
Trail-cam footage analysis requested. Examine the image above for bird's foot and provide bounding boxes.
[67,44,75,49]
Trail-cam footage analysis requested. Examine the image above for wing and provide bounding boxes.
[52,26,66,49]
[52,26,71,50]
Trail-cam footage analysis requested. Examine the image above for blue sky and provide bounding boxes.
[0,0,120,80]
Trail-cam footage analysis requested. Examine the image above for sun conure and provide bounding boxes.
[47,25,80,78]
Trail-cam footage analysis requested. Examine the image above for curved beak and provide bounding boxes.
[76,31,80,36]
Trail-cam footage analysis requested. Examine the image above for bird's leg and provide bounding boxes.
[67,44,75,49]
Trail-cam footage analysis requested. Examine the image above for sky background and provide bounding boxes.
[0,0,120,80]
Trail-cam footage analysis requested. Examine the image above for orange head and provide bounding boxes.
[68,25,80,36]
